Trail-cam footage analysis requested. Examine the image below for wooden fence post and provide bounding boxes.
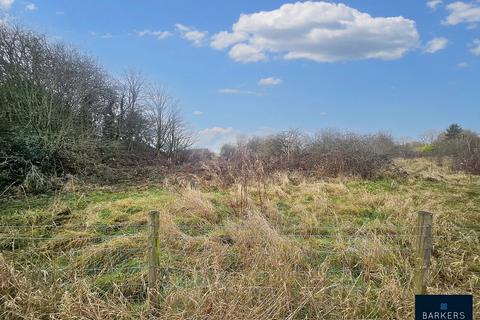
[148,210,160,310]
[414,211,433,295]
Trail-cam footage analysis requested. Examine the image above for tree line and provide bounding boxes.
[1,24,479,194]
[219,124,480,178]
[0,24,192,191]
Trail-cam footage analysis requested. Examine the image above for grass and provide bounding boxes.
[0,158,479,319]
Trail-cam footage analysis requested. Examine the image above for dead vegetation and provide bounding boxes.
[0,158,479,319]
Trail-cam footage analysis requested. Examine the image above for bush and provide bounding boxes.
[434,130,480,175]
[305,130,393,178]
[220,130,394,179]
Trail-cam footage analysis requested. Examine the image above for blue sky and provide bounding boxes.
[1,0,480,151]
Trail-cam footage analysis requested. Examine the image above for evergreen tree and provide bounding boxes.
[445,124,463,139]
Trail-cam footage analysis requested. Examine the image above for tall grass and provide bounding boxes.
[0,158,479,319]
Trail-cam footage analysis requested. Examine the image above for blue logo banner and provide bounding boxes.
[415,295,473,320]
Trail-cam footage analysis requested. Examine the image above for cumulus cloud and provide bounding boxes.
[457,61,470,68]
[229,43,266,63]
[444,1,480,25]
[193,111,203,116]
[137,29,172,40]
[25,2,36,11]
[469,38,480,55]
[258,77,282,86]
[427,0,443,10]
[211,1,419,63]
[175,23,208,46]
[195,127,239,152]
[229,43,266,62]
[0,0,14,10]
[423,37,448,53]
[211,31,248,50]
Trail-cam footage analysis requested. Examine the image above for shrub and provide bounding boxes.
[434,129,480,175]
[220,130,394,179]
[305,130,393,178]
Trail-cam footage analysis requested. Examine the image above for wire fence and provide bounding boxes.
[1,211,479,308]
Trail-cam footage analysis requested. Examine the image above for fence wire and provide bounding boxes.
[1,220,478,307]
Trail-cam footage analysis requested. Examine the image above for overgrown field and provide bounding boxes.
[1,158,479,319]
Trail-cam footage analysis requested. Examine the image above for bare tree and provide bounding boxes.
[165,106,193,160]
[278,129,307,161]
[419,129,440,145]
[147,84,175,155]
[145,84,193,159]
[123,70,145,112]
[118,71,148,149]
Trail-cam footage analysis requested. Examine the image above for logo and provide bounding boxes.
[415,295,473,320]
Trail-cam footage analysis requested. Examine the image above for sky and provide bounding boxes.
[1,0,480,151]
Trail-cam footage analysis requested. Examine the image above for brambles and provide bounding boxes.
[220,129,395,179]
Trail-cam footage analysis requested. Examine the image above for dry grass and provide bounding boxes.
[0,158,479,319]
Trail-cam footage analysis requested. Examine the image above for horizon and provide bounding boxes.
[1,0,479,152]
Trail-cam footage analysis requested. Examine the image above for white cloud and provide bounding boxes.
[423,37,448,53]
[175,23,208,46]
[193,111,203,116]
[0,0,14,10]
[219,88,242,94]
[195,127,240,152]
[427,0,443,10]
[218,88,258,95]
[457,61,470,68]
[229,43,267,63]
[25,2,36,11]
[55,10,64,15]
[444,1,480,25]
[211,1,419,63]
[90,32,114,39]
[258,77,282,86]
[137,29,172,40]
[211,31,248,50]
[469,38,480,55]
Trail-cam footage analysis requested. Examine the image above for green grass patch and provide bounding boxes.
[97,209,112,219]
[347,179,397,194]
[174,216,214,236]
[126,206,143,214]
[357,209,386,222]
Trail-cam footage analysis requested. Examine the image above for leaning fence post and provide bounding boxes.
[414,211,433,295]
[148,210,160,310]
